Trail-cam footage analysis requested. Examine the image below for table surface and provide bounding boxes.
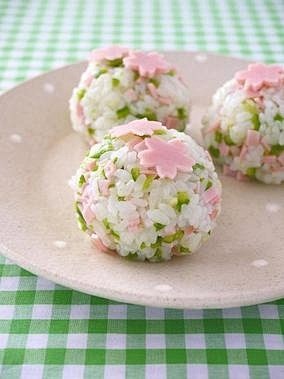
[0,0,283,378]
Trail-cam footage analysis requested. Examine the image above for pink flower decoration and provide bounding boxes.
[123,51,172,78]
[235,63,284,92]
[138,137,195,179]
[90,45,129,62]
[110,119,165,138]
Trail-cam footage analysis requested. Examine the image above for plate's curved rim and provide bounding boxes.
[1,51,283,309]
[1,241,283,309]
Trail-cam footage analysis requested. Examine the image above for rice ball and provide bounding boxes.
[70,46,190,143]
[70,119,222,262]
[202,63,284,184]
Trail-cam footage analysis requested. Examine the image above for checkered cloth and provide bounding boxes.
[0,0,284,378]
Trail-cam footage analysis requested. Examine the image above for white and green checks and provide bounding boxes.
[0,1,284,378]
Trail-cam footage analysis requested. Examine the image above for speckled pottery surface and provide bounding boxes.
[0,52,283,309]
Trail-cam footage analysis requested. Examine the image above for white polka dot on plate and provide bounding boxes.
[154,284,173,292]
[265,202,281,213]
[194,54,208,63]
[43,83,55,93]
[251,259,268,267]
[53,240,67,248]
[10,134,22,143]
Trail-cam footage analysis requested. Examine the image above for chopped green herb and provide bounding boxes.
[193,163,205,171]
[251,113,260,130]
[153,129,166,135]
[180,246,190,254]
[224,134,235,146]
[177,107,187,120]
[151,236,163,249]
[208,145,220,158]
[176,191,190,212]
[140,242,146,249]
[215,130,223,143]
[270,144,284,155]
[143,175,154,190]
[118,196,125,201]
[274,113,284,122]
[78,175,86,187]
[95,67,108,78]
[242,99,260,130]
[107,58,123,67]
[75,202,87,231]
[133,71,140,81]
[168,69,175,76]
[126,252,138,261]
[163,230,184,243]
[154,223,165,231]
[87,127,95,136]
[153,248,162,260]
[149,78,160,87]
[144,108,157,121]
[110,229,120,240]
[103,218,110,230]
[131,167,140,181]
[90,142,113,158]
[205,180,213,190]
[246,167,256,177]
[77,88,86,100]
[112,78,120,87]
[116,105,130,119]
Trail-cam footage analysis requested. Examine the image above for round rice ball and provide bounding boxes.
[202,63,284,184]
[70,45,190,143]
[70,119,222,262]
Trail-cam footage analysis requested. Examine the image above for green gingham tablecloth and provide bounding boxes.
[0,0,284,378]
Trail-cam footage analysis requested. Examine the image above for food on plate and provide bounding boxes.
[70,45,190,143]
[70,119,221,261]
[202,63,284,184]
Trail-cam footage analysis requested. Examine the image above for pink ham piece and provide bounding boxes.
[203,187,220,205]
[127,218,141,232]
[147,83,172,105]
[245,129,261,146]
[263,155,277,165]
[76,103,85,124]
[125,89,138,101]
[219,142,229,156]
[261,137,270,150]
[240,145,248,160]
[127,136,143,150]
[110,119,165,138]
[83,74,93,87]
[278,152,284,165]
[184,225,194,235]
[90,45,129,62]
[236,171,248,181]
[223,165,237,177]
[104,161,116,178]
[165,116,180,130]
[91,234,116,256]
[138,136,195,179]
[209,208,219,220]
[85,160,97,171]
[82,203,95,225]
[235,63,284,92]
[204,121,220,135]
[123,51,172,78]
[98,180,110,196]
[230,146,241,156]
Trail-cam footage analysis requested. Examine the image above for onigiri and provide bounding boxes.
[70,46,190,143]
[202,63,284,184]
[70,119,222,262]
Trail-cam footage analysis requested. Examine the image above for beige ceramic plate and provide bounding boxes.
[0,52,283,309]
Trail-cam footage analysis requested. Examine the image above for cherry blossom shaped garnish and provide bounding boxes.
[235,63,284,92]
[138,136,195,179]
[123,51,172,78]
[110,119,166,138]
[90,45,129,62]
